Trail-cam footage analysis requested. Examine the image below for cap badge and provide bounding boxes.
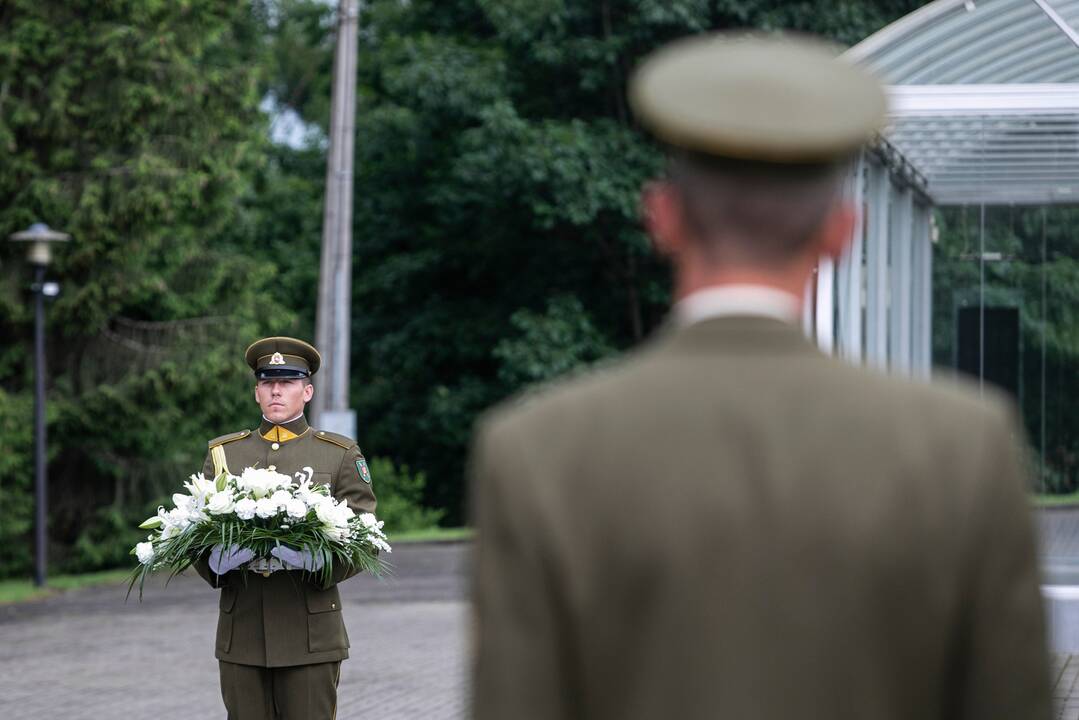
[269,352,286,365]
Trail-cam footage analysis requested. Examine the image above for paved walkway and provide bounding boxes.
[7,512,1079,719]
[0,543,469,720]
[1038,507,1079,562]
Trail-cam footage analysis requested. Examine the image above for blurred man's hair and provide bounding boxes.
[668,151,847,267]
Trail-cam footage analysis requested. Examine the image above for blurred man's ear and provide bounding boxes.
[303,382,315,403]
[814,201,857,262]
[642,181,686,259]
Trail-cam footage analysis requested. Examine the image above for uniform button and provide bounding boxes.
[269,465,276,471]
[271,442,280,450]
[331,603,336,609]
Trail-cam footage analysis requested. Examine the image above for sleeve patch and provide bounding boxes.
[355,458,372,484]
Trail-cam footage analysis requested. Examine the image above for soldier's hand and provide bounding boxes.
[270,544,326,572]
[208,544,255,575]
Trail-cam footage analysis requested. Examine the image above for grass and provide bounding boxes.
[390,526,472,544]
[0,567,133,605]
[1031,491,1079,508]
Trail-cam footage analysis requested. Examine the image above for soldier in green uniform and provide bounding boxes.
[192,336,376,720]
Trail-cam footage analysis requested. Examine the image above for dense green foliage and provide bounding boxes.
[0,0,278,577]
[366,457,445,533]
[1,0,928,578]
[315,0,928,520]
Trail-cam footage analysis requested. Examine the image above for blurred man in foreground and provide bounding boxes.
[470,33,1050,720]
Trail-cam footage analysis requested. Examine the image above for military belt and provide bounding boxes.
[246,557,286,576]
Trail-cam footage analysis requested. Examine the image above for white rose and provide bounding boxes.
[164,507,190,531]
[285,499,307,519]
[322,525,346,542]
[234,498,257,520]
[135,542,155,565]
[315,501,339,526]
[207,490,237,516]
[238,468,273,498]
[269,489,293,508]
[255,497,280,519]
[239,468,294,497]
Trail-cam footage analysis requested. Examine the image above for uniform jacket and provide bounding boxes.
[192,415,377,668]
[470,315,1050,720]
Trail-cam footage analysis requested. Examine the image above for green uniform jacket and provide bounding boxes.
[471,316,1051,720]
[192,415,377,668]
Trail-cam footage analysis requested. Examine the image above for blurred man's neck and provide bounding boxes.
[673,259,813,307]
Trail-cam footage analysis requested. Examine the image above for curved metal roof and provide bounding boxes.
[846,0,1079,205]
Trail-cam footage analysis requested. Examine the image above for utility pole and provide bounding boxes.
[312,0,359,437]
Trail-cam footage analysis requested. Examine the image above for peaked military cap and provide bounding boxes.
[628,33,887,164]
[245,336,321,380]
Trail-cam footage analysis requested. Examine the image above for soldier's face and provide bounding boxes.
[255,378,314,422]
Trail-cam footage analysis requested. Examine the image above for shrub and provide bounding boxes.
[0,390,33,578]
[367,457,445,534]
[65,505,150,574]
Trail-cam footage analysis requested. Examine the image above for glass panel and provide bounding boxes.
[933,202,1079,496]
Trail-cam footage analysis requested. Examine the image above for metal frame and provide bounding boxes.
[836,155,866,362]
[865,160,891,368]
[910,203,934,378]
[888,83,1079,115]
[889,185,914,373]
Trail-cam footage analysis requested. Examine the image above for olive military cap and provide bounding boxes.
[628,33,887,164]
[244,337,322,380]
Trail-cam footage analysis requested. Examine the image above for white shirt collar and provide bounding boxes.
[263,412,304,426]
[674,284,801,327]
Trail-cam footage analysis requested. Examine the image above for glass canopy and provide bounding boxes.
[847,0,1079,206]
[805,0,1079,506]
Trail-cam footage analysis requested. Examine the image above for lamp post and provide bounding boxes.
[9,223,69,587]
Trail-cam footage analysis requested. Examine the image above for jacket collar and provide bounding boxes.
[259,414,310,443]
[654,314,819,357]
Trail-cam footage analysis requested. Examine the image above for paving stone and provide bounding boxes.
[8,514,1079,718]
[0,543,469,720]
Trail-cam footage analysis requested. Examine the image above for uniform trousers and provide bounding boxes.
[220,660,341,720]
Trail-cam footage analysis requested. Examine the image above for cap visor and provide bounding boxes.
[256,367,310,379]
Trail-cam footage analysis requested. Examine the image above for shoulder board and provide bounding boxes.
[208,429,251,448]
[314,430,355,450]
